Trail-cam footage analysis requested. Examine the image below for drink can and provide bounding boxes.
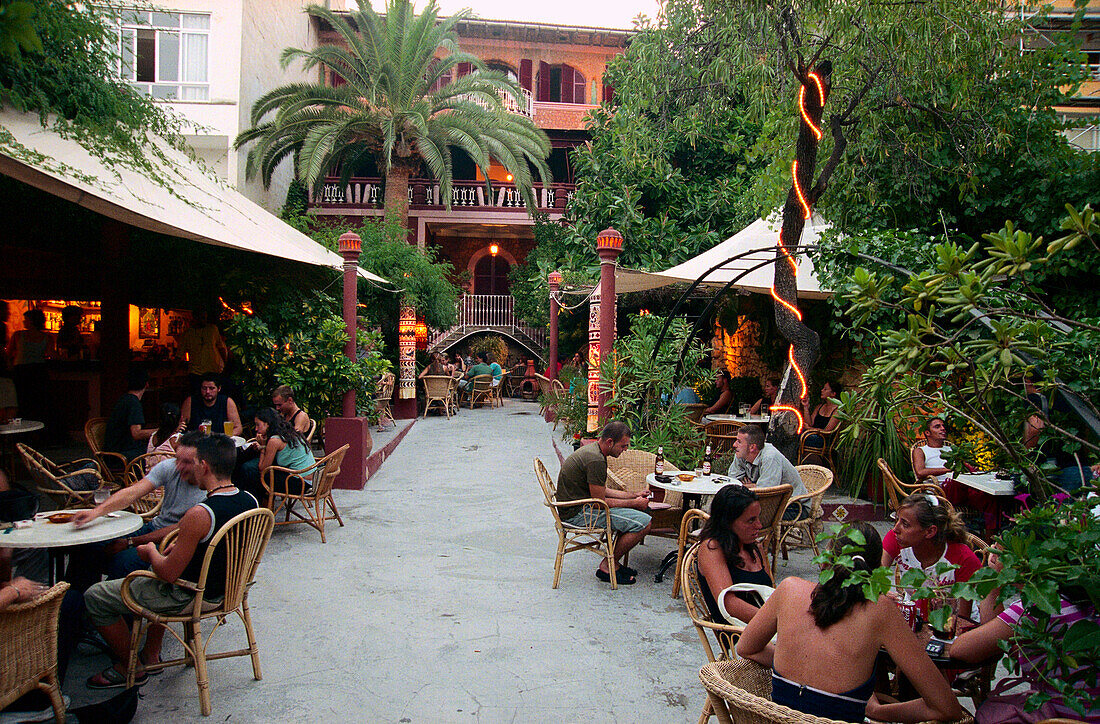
[899,599,917,630]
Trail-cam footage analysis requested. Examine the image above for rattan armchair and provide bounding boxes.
[797,427,839,469]
[421,375,455,418]
[705,421,743,458]
[492,376,505,407]
[672,508,710,599]
[374,380,395,430]
[16,443,105,508]
[122,451,171,520]
[778,466,833,559]
[534,457,621,590]
[753,484,793,580]
[260,445,348,543]
[84,416,128,484]
[606,449,684,541]
[466,374,494,409]
[0,581,68,722]
[121,508,275,716]
[877,458,945,518]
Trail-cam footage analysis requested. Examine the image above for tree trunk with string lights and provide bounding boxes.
[768,62,832,458]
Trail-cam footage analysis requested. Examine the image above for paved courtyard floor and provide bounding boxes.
[61,401,849,722]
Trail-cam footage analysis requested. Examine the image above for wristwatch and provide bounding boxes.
[126,537,134,548]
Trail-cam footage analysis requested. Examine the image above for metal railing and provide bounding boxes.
[457,87,535,117]
[315,177,574,212]
[428,294,546,350]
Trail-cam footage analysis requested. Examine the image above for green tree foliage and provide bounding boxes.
[0,0,41,60]
[225,290,391,419]
[235,0,551,230]
[0,1,196,189]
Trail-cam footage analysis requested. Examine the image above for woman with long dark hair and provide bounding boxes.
[737,521,962,723]
[144,402,182,470]
[697,485,771,625]
[252,406,315,500]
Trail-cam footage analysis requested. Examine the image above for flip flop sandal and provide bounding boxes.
[596,568,636,585]
[86,667,148,689]
[619,565,638,578]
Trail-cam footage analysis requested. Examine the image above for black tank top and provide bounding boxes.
[186,394,230,432]
[182,489,258,599]
[699,546,772,625]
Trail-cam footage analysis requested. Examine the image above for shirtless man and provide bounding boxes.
[272,384,311,435]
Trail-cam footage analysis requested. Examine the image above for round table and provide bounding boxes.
[703,414,771,425]
[0,510,143,549]
[0,419,45,478]
[648,472,743,582]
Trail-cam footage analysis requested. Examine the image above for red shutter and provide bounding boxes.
[331,71,346,88]
[560,64,575,104]
[519,59,532,91]
[603,82,615,103]
[457,62,472,78]
[574,69,586,104]
[538,61,551,102]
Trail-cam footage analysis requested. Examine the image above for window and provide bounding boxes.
[536,62,586,104]
[118,10,210,101]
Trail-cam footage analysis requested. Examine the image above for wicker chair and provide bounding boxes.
[121,508,275,716]
[374,380,395,430]
[16,443,104,508]
[466,374,494,409]
[122,451,171,520]
[797,427,839,469]
[778,466,833,559]
[754,484,793,580]
[705,421,743,458]
[260,445,348,543]
[421,375,455,418]
[534,457,620,590]
[682,403,708,425]
[84,416,127,484]
[606,449,684,541]
[672,508,710,599]
[699,659,976,724]
[0,582,68,722]
[303,417,317,445]
[534,373,554,415]
[492,376,506,407]
[877,458,945,518]
[682,543,747,724]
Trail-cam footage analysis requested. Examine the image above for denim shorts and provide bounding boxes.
[564,505,651,533]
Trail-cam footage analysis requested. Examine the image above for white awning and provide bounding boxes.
[0,109,390,284]
[615,214,832,299]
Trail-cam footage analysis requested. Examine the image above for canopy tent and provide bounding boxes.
[0,109,389,285]
[614,214,832,299]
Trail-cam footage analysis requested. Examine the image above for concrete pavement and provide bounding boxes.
[66,400,825,723]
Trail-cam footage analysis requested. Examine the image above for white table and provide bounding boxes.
[703,414,771,425]
[648,472,742,582]
[0,510,143,548]
[954,473,1016,496]
[0,419,45,477]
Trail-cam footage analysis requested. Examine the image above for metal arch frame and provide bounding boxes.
[649,243,820,381]
[430,326,546,364]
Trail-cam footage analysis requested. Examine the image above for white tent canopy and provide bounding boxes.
[615,213,831,299]
[0,109,389,284]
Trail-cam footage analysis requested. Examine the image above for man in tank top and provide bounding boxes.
[181,373,242,436]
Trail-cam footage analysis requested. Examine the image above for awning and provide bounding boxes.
[0,109,390,284]
[615,214,832,299]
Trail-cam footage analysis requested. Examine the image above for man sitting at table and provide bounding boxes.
[104,367,158,461]
[488,354,503,388]
[729,424,809,520]
[181,373,242,436]
[272,384,311,435]
[67,431,210,593]
[83,433,257,689]
[556,420,652,586]
[458,352,493,396]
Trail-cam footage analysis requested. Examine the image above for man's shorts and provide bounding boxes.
[564,505,650,533]
[84,576,195,626]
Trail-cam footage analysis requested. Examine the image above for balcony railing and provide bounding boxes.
[428,294,546,351]
[457,87,535,118]
[315,177,575,212]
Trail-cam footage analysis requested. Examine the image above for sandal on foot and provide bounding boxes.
[596,568,636,585]
[619,565,638,578]
[86,667,147,689]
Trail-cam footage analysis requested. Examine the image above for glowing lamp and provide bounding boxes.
[490,243,499,256]
[596,227,623,251]
[505,173,514,182]
[338,232,362,253]
[415,321,428,350]
[547,270,563,291]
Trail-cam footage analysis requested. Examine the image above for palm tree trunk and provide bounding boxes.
[384,164,412,245]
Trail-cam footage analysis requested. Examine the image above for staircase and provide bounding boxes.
[428,295,547,362]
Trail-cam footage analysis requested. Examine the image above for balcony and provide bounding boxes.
[428,294,547,359]
[314,177,575,213]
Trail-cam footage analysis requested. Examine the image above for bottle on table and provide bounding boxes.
[655,446,664,475]
[702,444,712,476]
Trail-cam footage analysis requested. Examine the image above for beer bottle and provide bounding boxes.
[702,444,712,476]
[654,446,664,475]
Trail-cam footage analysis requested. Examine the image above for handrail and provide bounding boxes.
[314,177,575,211]
[427,294,546,350]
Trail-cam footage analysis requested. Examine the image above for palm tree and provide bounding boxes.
[234,0,552,233]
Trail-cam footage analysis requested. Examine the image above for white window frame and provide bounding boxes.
[117,10,210,102]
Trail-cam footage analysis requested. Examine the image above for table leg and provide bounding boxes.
[655,493,703,584]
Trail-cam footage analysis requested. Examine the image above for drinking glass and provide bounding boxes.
[93,485,110,506]
[739,403,749,416]
[762,404,770,417]
[200,420,212,435]
[223,421,234,436]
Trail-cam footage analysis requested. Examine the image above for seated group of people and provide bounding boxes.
[419,350,506,398]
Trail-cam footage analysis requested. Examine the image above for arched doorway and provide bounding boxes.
[473,254,511,295]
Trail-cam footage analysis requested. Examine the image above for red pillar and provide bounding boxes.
[596,228,623,425]
[547,270,562,380]
[326,231,373,490]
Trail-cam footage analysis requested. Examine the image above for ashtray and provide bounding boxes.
[677,473,696,482]
[654,474,672,484]
[46,513,75,524]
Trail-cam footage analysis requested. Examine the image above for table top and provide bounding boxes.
[955,472,1016,496]
[648,472,741,496]
[704,414,770,425]
[0,510,143,548]
[0,420,45,436]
